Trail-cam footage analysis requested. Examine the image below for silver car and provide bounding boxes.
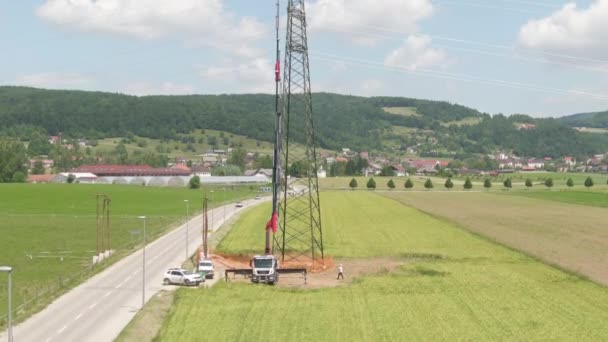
[163,268,203,286]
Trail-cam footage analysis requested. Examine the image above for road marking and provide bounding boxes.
[116,283,123,289]
[89,302,98,310]
[57,325,67,334]
[74,313,83,321]
[45,338,52,342]
[103,291,112,298]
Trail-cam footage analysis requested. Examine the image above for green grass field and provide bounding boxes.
[0,183,256,326]
[382,106,420,116]
[158,192,608,341]
[505,190,608,208]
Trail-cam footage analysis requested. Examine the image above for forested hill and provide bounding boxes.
[0,86,481,151]
[559,110,608,128]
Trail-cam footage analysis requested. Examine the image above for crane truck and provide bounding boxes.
[223,1,307,286]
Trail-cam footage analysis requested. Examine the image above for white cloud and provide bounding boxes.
[518,0,608,57]
[124,81,195,96]
[384,35,448,70]
[199,58,275,93]
[307,0,433,44]
[15,72,93,89]
[36,0,266,56]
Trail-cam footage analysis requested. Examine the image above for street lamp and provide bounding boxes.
[223,188,226,225]
[137,216,146,309]
[209,190,214,229]
[0,266,13,342]
[184,200,190,260]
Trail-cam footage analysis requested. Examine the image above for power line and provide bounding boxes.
[318,23,608,65]
[316,25,608,73]
[311,52,608,101]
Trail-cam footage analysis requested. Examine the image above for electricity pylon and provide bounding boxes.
[274,0,324,266]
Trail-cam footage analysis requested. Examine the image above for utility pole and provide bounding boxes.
[274,0,325,265]
[202,195,209,259]
[138,216,146,309]
[184,200,190,261]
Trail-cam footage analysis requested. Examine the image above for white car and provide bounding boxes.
[163,268,203,286]
[235,202,244,208]
[255,195,261,200]
[198,259,214,279]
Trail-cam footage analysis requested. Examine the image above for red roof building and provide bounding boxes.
[27,174,55,183]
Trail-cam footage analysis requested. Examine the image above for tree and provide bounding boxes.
[228,148,247,171]
[67,174,76,184]
[405,178,414,189]
[349,178,358,190]
[503,178,512,189]
[483,178,492,189]
[424,178,434,190]
[566,178,574,187]
[444,178,454,190]
[387,179,395,189]
[288,160,308,178]
[584,176,594,188]
[32,160,46,175]
[525,178,533,189]
[212,165,242,176]
[463,177,473,190]
[189,175,201,189]
[0,139,29,183]
[380,166,394,177]
[366,177,376,190]
[27,132,51,156]
[544,178,553,189]
[12,171,26,183]
[113,142,129,164]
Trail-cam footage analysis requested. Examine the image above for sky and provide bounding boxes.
[1,0,608,117]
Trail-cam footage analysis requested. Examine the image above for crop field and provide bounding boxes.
[384,191,608,285]
[158,192,608,341]
[506,190,608,208]
[0,183,256,325]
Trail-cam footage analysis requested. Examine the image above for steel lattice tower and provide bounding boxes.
[274,0,324,265]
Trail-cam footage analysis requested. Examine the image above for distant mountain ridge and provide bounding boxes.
[559,110,608,128]
[0,86,482,151]
[1,86,606,159]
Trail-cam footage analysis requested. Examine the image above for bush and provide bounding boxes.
[189,175,201,189]
[12,171,27,183]
[387,179,395,189]
[503,178,512,189]
[566,178,574,187]
[584,176,594,188]
[444,178,454,190]
[366,177,376,190]
[544,178,553,189]
[483,178,492,189]
[404,179,414,189]
[349,178,358,190]
[424,179,433,190]
[67,174,76,184]
[463,177,472,190]
[525,178,533,189]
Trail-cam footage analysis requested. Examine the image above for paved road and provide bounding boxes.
[0,197,266,342]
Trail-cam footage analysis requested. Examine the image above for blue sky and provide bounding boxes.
[1,0,607,117]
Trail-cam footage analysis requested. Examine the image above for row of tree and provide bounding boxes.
[347,176,600,190]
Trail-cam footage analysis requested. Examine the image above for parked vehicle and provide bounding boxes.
[198,259,215,279]
[163,268,203,286]
[236,202,244,207]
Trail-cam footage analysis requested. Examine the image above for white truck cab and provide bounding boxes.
[198,259,214,279]
[251,255,279,284]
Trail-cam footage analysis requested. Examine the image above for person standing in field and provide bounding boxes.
[337,264,344,280]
